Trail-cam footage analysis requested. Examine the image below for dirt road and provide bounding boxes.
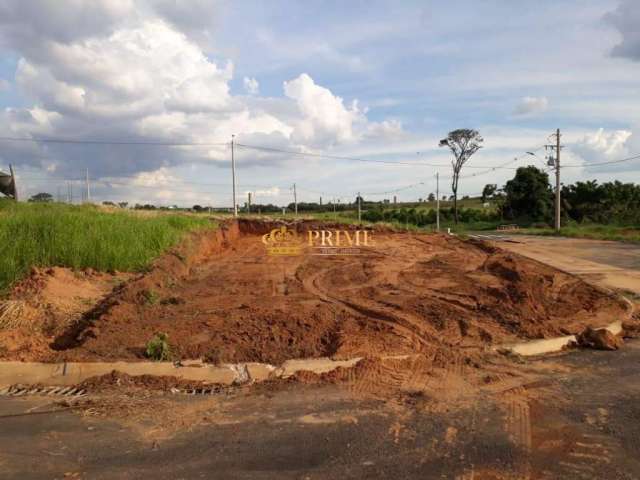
[471,233,640,298]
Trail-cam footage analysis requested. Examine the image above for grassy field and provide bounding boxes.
[518,224,640,243]
[0,200,215,293]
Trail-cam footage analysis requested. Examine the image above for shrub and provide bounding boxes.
[145,332,172,361]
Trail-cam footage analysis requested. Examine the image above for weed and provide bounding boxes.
[142,289,159,305]
[145,332,172,361]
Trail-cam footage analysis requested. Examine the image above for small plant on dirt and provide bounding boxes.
[142,289,159,305]
[145,332,172,361]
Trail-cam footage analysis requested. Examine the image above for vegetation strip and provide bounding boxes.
[0,200,215,293]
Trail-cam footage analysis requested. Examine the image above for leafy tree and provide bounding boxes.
[427,193,435,202]
[28,192,53,203]
[503,166,553,221]
[439,129,483,224]
[118,202,128,208]
[481,184,497,202]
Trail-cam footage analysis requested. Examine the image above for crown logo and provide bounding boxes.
[261,226,303,255]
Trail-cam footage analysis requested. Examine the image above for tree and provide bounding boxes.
[427,193,435,202]
[481,184,497,202]
[439,129,483,223]
[118,202,128,209]
[28,192,53,203]
[503,166,553,221]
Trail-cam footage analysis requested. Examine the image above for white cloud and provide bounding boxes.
[513,96,549,117]
[283,73,365,146]
[243,76,259,95]
[0,78,9,91]
[571,128,633,169]
[0,7,399,180]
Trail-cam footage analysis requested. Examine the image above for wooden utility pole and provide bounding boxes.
[85,168,91,203]
[436,172,440,232]
[545,129,562,232]
[231,134,237,217]
[293,183,298,216]
[357,192,362,223]
[554,128,561,232]
[247,191,252,214]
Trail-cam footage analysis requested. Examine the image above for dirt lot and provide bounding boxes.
[0,220,630,370]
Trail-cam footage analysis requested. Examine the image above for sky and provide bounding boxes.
[0,0,639,207]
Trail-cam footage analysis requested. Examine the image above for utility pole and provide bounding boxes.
[333,198,337,218]
[9,164,17,201]
[247,192,252,214]
[293,183,298,216]
[555,128,561,232]
[545,129,562,232]
[67,181,72,204]
[436,172,440,232]
[357,192,362,223]
[231,134,237,217]
[85,168,91,203]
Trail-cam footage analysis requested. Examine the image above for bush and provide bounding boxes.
[145,332,172,361]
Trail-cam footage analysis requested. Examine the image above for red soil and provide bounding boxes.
[4,218,625,365]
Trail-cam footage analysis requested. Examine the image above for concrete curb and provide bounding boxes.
[495,320,624,357]
[0,356,368,388]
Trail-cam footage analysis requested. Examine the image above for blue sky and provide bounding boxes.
[0,0,639,206]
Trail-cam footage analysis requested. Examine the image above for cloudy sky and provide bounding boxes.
[0,0,639,206]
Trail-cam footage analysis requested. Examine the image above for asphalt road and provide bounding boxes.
[2,342,640,479]
[469,233,640,297]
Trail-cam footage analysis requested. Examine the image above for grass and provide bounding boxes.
[0,200,215,293]
[517,224,640,243]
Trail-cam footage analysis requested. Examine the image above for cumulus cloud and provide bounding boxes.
[605,0,640,61]
[243,77,259,95]
[571,128,633,170]
[513,96,549,117]
[284,73,365,146]
[0,1,403,187]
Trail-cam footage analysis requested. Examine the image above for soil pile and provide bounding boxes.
[2,218,621,366]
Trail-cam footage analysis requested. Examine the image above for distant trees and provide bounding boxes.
[28,192,53,203]
[481,184,497,202]
[439,129,483,224]
[562,180,640,224]
[427,193,435,202]
[502,166,553,221]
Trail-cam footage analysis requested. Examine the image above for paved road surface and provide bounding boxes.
[2,342,640,479]
[469,233,640,298]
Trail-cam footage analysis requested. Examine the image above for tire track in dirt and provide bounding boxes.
[558,433,615,479]
[503,387,532,479]
[298,263,436,351]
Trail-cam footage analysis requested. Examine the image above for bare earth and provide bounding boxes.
[486,234,640,298]
[0,220,629,367]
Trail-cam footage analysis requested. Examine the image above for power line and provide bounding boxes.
[562,152,640,168]
[0,136,228,147]
[236,142,521,169]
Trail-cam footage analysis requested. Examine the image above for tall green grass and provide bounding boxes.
[0,200,214,293]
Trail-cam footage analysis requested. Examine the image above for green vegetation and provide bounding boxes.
[145,332,172,361]
[518,224,640,243]
[0,200,214,293]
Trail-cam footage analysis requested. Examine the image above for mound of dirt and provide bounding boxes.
[1,220,632,370]
[0,267,130,360]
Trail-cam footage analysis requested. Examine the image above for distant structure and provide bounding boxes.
[0,166,17,200]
